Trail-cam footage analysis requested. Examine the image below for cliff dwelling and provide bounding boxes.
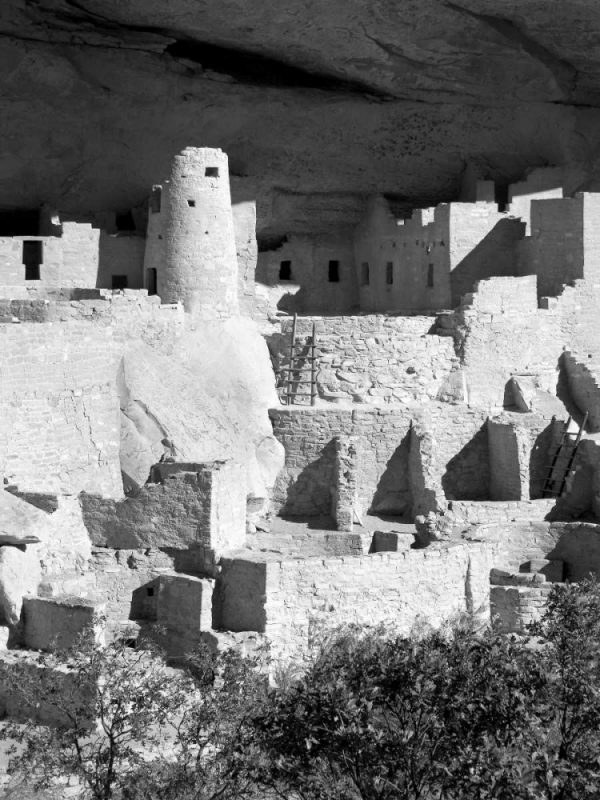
[2,0,600,732]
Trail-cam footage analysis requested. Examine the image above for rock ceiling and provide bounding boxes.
[2,0,600,236]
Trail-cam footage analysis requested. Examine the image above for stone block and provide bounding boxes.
[22,596,105,652]
[522,558,564,582]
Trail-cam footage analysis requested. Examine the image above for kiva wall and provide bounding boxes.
[216,541,498,660]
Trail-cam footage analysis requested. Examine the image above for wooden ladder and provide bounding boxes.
[542,413,588,498]
[283,314,317,406]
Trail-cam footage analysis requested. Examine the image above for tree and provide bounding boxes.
[249,580,600,800]
[0,626,195,800]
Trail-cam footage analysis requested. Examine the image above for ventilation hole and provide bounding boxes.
[205,167,219,178]
[187,200,196,207]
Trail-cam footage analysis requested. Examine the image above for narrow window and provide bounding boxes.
[22,240,42,280]
[328,260,340,283]
[146,587,154,597]
[146,268,157,296]
[187,199,196,208]
[149,186,162,214]
[112,275,128,290]
[205,167,219,178]
[386,262,394,285]
[361,262,370,286]
[495,183,509,212]
[427,263,434,288]
[279,260,292,281]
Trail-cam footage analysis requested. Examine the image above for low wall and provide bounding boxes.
[216,541,498,660]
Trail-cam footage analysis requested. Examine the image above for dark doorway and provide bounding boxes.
[149,186,162,214]
[146,268,157,296]
[112,275,128,290]
[279,260,292,281]
[115,211,136,232]
[328,260,340,282]
[22,240,42,280]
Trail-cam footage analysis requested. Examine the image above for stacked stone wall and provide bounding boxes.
[0,322,121,496]
[217,542,497,660]
[80,461,247,553]
[0,224,100,288]
[273,315,459,404]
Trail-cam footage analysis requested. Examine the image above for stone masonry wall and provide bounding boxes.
[272,315,459,405]
[269,407,413,518]
[270,404,490,519]
[0,224,100,288]
[0,322,122,496]
[216,541,498,660]
[80,461,247,552]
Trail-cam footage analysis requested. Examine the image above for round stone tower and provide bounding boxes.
[159,147,239,318]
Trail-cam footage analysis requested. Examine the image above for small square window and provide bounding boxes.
[361,262,370,286]
[386,262,394,285]
[328,260,340,282]
[146,587,155,597]
[205,167,219,178]
[187,199,196,207]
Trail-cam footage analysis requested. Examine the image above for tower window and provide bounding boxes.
[361,262,370,286]
[427,263,434,288]
[112,275,128,290]
[205,167,219,178]
[149,186,162,214]
[386,262,394,285]
[328,260,340,283]
[146,587,154,597]
[187,199,196,207]
[279,260,292,281]
[23,240,42,281]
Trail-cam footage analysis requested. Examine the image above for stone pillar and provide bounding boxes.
[333,436,360,532]
[159,147,239,318]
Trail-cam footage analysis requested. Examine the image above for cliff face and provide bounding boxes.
[2,0,600,236]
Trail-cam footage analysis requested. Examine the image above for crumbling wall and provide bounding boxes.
[409,405,490,515]
[443,275,559,409]
[449,205,525,306]
[80,461,247,552]
[269,407,413,518]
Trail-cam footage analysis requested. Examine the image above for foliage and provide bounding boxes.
[6,579,600,800]
[0,626,195,800]
[121,641,270,800]
[0,630,269,800]
[249,578,600,800]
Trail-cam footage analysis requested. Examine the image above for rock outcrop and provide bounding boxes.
[2,1,600,237]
